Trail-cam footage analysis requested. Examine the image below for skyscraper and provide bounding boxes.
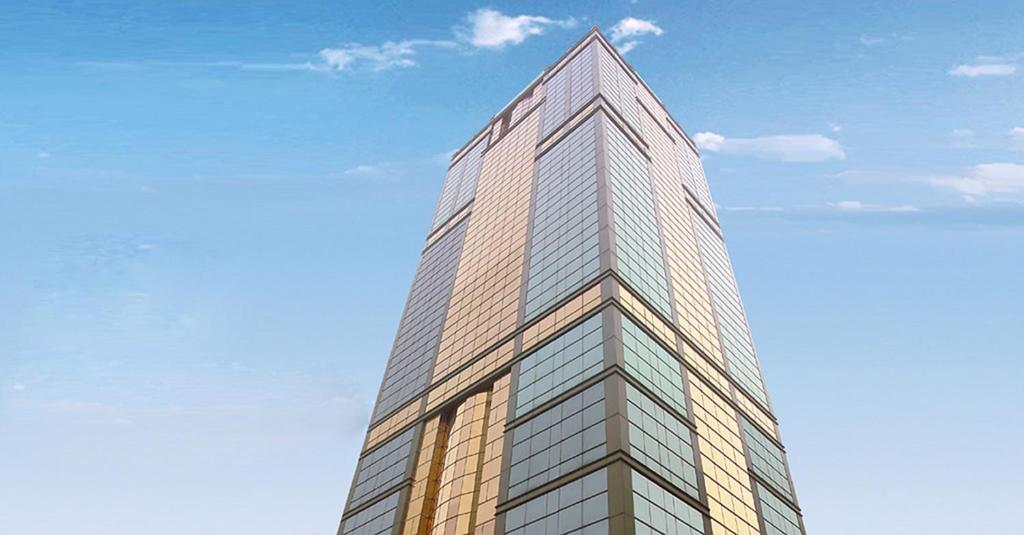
[339,28,804,535]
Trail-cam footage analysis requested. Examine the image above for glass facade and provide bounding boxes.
[432,134,489,231]
[606,120,673,319]
[756,483,803,535]
[514,313,604,417]
[341,490,402,535]
[505,468,610,535]
[692,212,769,406]
[372,218,468,422]
[625,384,699,499]
[631,470,705,535]
[347,427,415,509]
[507,383,607,498]
[340,29,804,535]
[740,417,794,501]
[524,115,601,320]
[621,315,688,417]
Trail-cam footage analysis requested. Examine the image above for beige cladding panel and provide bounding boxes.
[433,110,541,382]
[638,106,725,366]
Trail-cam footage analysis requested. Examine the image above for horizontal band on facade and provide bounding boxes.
[360,270,784,462]
[494,451,710,521]
[750,470,802,515]
[339,478,413,522]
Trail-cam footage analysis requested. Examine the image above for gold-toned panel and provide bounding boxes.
[427,341,515,413]
[639,105,724,366]
[618,284,676,350]
[636,83,677,142]
[734,389,778,441]
[521,283,602,352]
[403,416,448,535]
[430,392,490,535]
[433,110,541,381]
[509,85,538,126]
[473,376,510,535]
[689,376,761,535]
[366,398,421,451]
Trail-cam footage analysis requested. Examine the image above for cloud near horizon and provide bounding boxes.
[694,132,846,162]
[929,163,1024,196]
[830,200,920,213]
[948,54,1020,77]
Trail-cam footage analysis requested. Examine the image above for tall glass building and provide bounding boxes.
[339,28,804,535]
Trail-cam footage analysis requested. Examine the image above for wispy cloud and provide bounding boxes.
[858,33,913,47]
[79,59,329,73]
[319,40,457,72]
[457,8,577,49]
[859,35,886,46]
[608,17,664,54]
[727,202,1024,228]
[945,127,1024,150]
[830,200,920,213]
[1010,127,1024,149]
[950,128,977,148]
[343,150,453,179]
[949,63,1017,77]
[840,163,1024,200]
[694,131,846,162]
[721,206,786,213]
[343,164,383,176]
[948,53,1020,77]
[80,8,577,76]
[929,163,1024,196]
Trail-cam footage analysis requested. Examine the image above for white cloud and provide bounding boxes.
[722,206,785,213]
[976,52,1024,63]
[617,41,640,54]
[948,63,1017,77]
[319,40,456,72]
[693,131,846,162]
[13,384,26,391]
[1010,127,1024,149]
[693,132,725,151]
[343,164,383,175]
[80,59,330,73]
[950,128,977,148]
[859,35,886,46]
[608,17,663,53]
[830,200,920,213]
[858,33,913,47]
[460,8,576,49]
[829,122,842,133]
[609,17,663,41]
[343,151,453,178]
[929,163,1024,196]
[84,8,578,76]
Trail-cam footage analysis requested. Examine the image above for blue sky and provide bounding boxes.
[1,1,1022,534]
